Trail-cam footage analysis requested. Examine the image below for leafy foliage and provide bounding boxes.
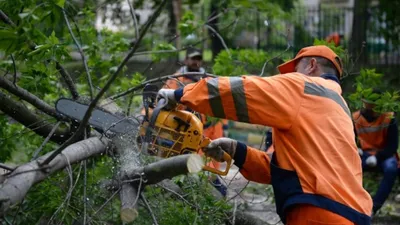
[347,69,400,113]
[151,43,178,62]
[212,49,269,76]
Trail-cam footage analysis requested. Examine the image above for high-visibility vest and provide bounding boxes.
[353,110,394,155]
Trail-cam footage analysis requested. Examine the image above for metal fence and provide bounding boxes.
[243,6,400,66]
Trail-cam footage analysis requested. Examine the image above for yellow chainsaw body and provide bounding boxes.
[139,109,209,157]
[139,106,232,176]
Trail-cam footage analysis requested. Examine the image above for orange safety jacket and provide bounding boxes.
[173,73,372,224]
[326,32,340,47]
[353,111,394,155]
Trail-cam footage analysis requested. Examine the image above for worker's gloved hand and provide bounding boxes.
[357,148,364,156]
[223,130,229,138]
[366,155,377,167]
[157,89,177,109]
[204,138,237,162]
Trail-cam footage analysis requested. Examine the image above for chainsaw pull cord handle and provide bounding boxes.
[141,98,168,153]
[144,98,167,142]
[199,138,232,176]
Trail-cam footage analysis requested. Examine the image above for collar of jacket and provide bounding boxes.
[320,73,340,85]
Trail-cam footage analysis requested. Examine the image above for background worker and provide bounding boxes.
[353,91,399,214]
[161,47,228,197]
[158,45,373,225]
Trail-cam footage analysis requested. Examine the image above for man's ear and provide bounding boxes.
[309,58,319,73]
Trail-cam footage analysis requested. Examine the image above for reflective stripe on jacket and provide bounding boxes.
[353,110,394,155]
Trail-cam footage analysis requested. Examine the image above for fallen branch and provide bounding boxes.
[0,137,110,216]
[40,0,168,166]
[0,91,70,143]
[124,154,204,186]
[0,76,63,120]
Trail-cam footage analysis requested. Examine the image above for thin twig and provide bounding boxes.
[12,199,24,224]
[31,121,61,160]
[10,54,16,85]
[62,9,94,99]
[260,30,292,76]
[141,192,159,225]
[92,188,121,217]
[158,184,196,208]
[0,10,16,27]
[0,76,64,120]
[109,72,217,100]
[204,24,231,56]
[40,0,167,166]
[55,62,79,100]
[49,154,74,224]
[0,163,15,171]
[127,0,139,40]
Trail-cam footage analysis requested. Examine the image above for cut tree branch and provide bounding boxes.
[0,76,64,120]
[40,0,168,166]
[62,9,94,99]
[0,137,110,216]
[55,62,79,100]
[0,91,70,143]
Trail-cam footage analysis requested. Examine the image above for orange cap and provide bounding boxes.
[277,45,343,78]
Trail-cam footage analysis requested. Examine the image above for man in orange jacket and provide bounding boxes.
[353,90,399,215]
[157,45,373,225]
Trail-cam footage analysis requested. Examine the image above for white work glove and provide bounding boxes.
[223,130,229,138]
[157,89,177,109]
[203,138,237,162]
[366,155,377,167]
[358,148,363,156]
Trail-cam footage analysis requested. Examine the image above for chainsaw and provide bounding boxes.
[55,85,232,176]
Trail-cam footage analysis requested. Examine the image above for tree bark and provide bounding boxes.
[0,91,70,143]
[172,0,182,49]
[0,137,110,216]
[208,1,224,60]
[350,0,371,64]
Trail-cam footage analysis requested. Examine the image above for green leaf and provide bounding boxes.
[55,0,65,8]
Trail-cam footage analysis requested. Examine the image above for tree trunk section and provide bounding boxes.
[208,1,224,60]
[350,0,371,64]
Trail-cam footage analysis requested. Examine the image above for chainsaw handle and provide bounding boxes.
[202,152,232,176]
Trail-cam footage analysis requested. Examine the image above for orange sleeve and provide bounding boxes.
[176,74,304,130]
[234,142,271,184]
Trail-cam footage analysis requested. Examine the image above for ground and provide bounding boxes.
[220,165,400,225]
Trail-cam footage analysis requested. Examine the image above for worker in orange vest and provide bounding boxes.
[353,89,399,215]
[158,45,373,225]
[161,47,228,197]
[325,32,342,47]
